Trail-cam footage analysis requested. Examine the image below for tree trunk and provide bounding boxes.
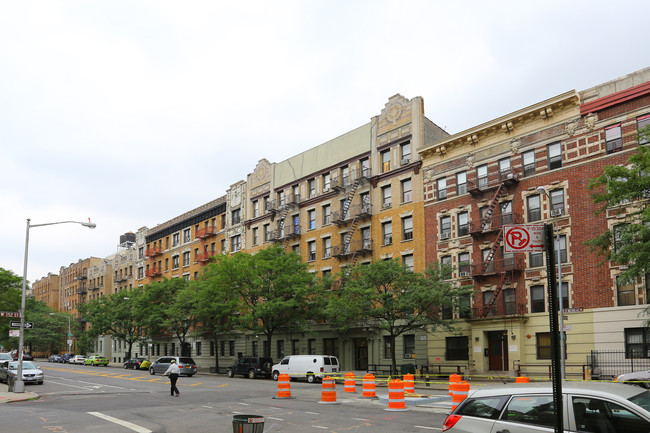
[390,335,398,377]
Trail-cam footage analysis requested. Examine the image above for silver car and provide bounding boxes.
[0,360,44,385]
[615,370,650,388]
[442,381,650,433]
[148,356,197,377]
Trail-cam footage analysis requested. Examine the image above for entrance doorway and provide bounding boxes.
[354,338,368,370]
[487,331,509,371]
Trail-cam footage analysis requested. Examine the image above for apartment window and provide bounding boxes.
[308,178,316,198]
[446,336,469,361]
[323,237,332,258]
[251,341,258,357]
[231,235,241,252]
[263,197,270,213]
[195,342,202,356]
[527,194,541,222]
[522,150,536,177]
[229,341,235,356]
[292,185,300,204]
[400,178,412,203]
[253,200,259,218]
[559,282,569,310]
[456,171,467,195]
[437,177,447,200]
[172,233,180,247]
[605,124,623,153]
[440,215,451,239]
[172,256,179,270]
[403,334,415,358]
[322,269,332,281]
[220,239,225,253]
[403,254,414,272]
[231,208,241,225]
[639,115,650,145]
[458,252,470,276]
[531,285,545,313]
[381,185,392,208]
[360,192,370,213]
[308,209,316,230]
[383,336,392,358]
[536,332,551,360]
[529,250,544,268]
[340,199,350,220]
[617,276,636,306]
[613,224,628,252]
[498,157,511,175]
[308,241,316,261]
[322,173,331,191]
[548,142,562,170]
[625,328,650,358]
[501,201,513,225]
[277,192,285,207]
[252,227,259,246]
[476,164,488,188]
[550,189,565,216]
[183,252,190,267]
[457,212,469,237]
[382,221,393,245]
[340,165,350,187]
[183,228,191,243]
[292,244,300,253]
[263,224,270,242]
[402,216,413,241]
[554,235,567,263]
[322,204,331,225]
[138,267,143,279]
[381,150,391,173]
[221,214,226,228]
[440,255,452,279]
[401,141,411,164]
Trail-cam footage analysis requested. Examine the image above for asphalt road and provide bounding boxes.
[0,362,451,433]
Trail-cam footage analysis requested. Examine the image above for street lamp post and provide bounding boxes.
[49,313,72,352]
[537,187,565,380]
[14,218,96,393]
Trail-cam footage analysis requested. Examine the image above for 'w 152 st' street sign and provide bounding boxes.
[504,225,545,253]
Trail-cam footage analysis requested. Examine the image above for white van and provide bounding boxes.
[271,355,340,383]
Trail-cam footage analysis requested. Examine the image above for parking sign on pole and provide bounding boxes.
[504,224,545,253]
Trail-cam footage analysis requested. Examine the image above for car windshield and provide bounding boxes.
[629,389,650,411]
[9,362,37,370]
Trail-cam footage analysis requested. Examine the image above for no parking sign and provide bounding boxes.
[504,224,545,252]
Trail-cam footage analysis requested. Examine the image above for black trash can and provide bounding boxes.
[232,415,264,433]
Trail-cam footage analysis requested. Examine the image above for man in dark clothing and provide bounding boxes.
[163,359,181,397]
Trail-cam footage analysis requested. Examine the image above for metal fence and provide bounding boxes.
[588,350,650,380]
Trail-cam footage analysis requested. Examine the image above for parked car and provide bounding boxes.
[123,357,147,370]
[615,369,650,388]
[0,353,13,362]
[48,354,62,363]
[70,355,86,365]
[0,360,44,385]
[84,355,109,366]
[271,355,339,383]
[11,352,33,361]
[62,353,75,363]
[227,356,273,379]
[441,381,650,433]
[149,357,197,377]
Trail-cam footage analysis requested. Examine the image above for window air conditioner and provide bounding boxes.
[401,157,411,165]
[459,271,470,278]
[441,232,451,240]
[551,208,564,217]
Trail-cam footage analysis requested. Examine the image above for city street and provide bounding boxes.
[0,362,451,432]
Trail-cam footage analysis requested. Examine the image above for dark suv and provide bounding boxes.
[227,356,273,379]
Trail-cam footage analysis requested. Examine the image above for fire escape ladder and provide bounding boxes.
[481,183,505,227]
[482,272,510,317]
[481,228,504,274]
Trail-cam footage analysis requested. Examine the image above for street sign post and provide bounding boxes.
[504,224,545,252]
[10,321,33,329]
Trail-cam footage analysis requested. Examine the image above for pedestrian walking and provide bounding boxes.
[162,359,181,397]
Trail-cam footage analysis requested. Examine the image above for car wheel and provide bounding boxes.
[149,367,155,375]
[248,369,256,379]
[37,381,43,385]
[272,371,280,381]
[307,374,316,384]
[123,364,129,369]
[133,365,138,370]
[227,369,234,378]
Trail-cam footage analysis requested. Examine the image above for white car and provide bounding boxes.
[271,355,339,383]
[615,369,650,388]
[0,360,44,385]
[442,381,650,433]
[70,355,86,365]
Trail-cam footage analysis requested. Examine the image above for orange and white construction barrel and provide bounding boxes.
[361,373,377,399]
[403,373,415,394]
[318,376,339,405]
[384,379,408,411]
[273,373,294,399]
[344,372,356,393]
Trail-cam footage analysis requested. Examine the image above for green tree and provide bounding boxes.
[21,298,67,355]
[206,245,319,358]
[326,259,468,376]
[78,288,144,359]
[139,278,197,356]
[588,127,650,284]
[0,268,23,352]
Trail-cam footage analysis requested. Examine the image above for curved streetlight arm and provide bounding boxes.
[14,218,96,393]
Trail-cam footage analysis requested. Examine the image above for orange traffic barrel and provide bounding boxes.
[344,372,356,393]
[361,373,377,399]
[318,376,339,405]
[403,373,415,394]
[451,380,469,410]
[384,379,408,411]
[449,373,462,396]
[273,373,294,399]
[516,376,530,383]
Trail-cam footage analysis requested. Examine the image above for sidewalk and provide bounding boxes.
[0,383,39,404]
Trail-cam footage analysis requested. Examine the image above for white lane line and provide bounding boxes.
[203,406,213,409]
[313,426,329,430]
[267,417,284,421]
[414,426,441,430]
[46,380,99,391]
[88,412,152,433]
[305,411,320,415]
[76,380,127,389]
[353,418,370,421]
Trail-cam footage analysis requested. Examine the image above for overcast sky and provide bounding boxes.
[1,0,648,284]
